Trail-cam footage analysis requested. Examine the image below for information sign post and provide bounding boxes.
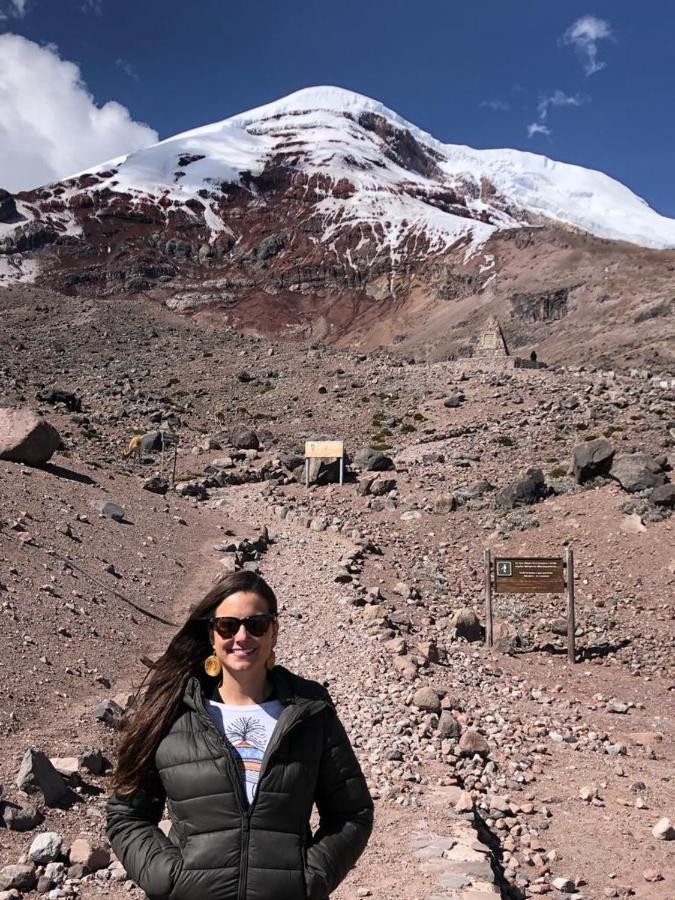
[304,440,345,487]
[484,548,576,663]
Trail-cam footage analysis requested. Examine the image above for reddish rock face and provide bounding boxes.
[1,91,674,366]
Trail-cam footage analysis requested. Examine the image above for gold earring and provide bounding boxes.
[204,652,222,677]
[266,650,276,671]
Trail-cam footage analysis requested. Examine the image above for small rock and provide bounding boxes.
[93,699,125,729]
[90,500,125,522]
[16,748,68,806]
[643,868,663,882]
[80,749,106,776]
[453,608,482,642]
[652,817,674,840]
[454,790,474,813]
[49,758,79,780]
[552,876,575,892]
[3,802,43,831]
[68,835,110,872]
[142,476,169,495]
[29,832,63,864]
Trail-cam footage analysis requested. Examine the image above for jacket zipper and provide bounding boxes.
[192,691,325,899]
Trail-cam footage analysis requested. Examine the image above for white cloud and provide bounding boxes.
[527,122,551,138]
[80,0,103,13]
[537,90,586,120]
[0,34,158,192]
[562,15,613,76]
[479,99,510,112]
[0,0,29,20]
[115,57,139,81]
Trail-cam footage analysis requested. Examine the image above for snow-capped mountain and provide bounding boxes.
[1,86,674,364]
[86,85,675,250]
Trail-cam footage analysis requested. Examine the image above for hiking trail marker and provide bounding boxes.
[484,548,576,663]
[304,440,345,487]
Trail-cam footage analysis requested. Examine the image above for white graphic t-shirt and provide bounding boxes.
[207,697,284,804]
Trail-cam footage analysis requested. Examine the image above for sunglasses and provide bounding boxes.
[209,614,277,639]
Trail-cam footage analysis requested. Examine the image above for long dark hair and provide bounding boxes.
[113,570,278,795]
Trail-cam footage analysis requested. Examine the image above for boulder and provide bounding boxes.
[458,729,490,757]
[0,865,36,892]
[369,477,396,497]
[649,483,675,508]
[412,687,441,713]
[229,428,259,450]
[610,453,666,493]
[2,801,43,831]
[453,608,482,642]
[16,748,68,806]
[139,430,177,454]
[437,710,461,740]
[142,475,169,495]
[353,448,394,472]
[572,438,615,483]
[491,619,520,653]
[433,494,456,514]
[0,408,61,466]
[494,467,548,509]
[36,388,81,412]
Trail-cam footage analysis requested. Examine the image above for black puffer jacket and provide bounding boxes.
[106,667,373,900]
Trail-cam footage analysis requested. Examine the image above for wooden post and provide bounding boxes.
[566,546,576,664]
[484,549,493,649]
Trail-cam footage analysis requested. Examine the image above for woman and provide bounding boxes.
[107,570,373,900]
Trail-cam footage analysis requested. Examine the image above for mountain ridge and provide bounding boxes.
[0,86,674,367]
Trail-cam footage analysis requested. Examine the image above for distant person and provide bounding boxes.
[107,571,373,900]
[530,350,537,362]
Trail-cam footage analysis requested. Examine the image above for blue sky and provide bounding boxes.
[1,0,674,216]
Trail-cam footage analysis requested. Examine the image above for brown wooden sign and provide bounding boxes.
[493,557,565,594]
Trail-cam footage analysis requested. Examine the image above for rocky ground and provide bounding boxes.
[0,284,673,899]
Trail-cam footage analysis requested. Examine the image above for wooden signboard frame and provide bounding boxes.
[304,440,345,487]
[484,548,576,663]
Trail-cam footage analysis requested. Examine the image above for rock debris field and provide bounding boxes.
[0,285,673,900]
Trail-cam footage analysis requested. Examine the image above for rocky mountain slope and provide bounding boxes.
[1,87,674,366]
[0,285,673,899]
